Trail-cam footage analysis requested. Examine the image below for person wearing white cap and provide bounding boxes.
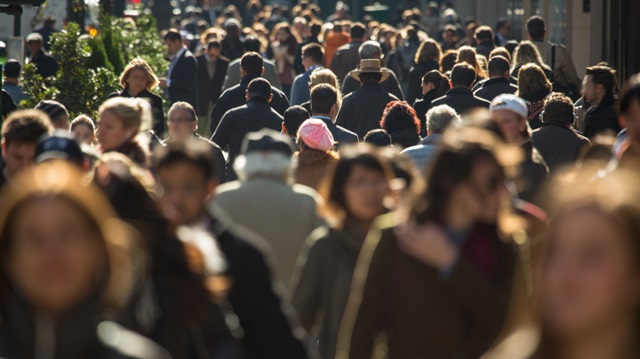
[490,94,548,203]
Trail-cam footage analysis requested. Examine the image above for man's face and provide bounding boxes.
[27,41,42,56]
[443,30,457,44]
[168,109,196,140]
[500,23,511,36]
[2,142,37,180]
[584,75,602,104]
[164,39,181,55]
[206,46,220,61]
[156,162,216,227]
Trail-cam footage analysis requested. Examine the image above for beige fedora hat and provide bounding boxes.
[349,59,391,82]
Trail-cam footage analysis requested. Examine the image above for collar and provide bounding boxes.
[311,115,334,124]
[446,87,473,95]
[240,74,261,87]
[485,77,511,85]
[306,65,322,74]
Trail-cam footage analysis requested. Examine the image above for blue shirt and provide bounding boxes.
[290,65,322,106]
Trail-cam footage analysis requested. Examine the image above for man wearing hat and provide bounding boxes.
[490,93,548,203]
[26,32,58,79]
[335,59,399,138]
[214,129,325,286]
[34,100,69,130]
[211,78,284,181]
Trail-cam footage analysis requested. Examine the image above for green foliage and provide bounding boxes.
[100,15,126,75]
[87,36,114,72]
[20,63,58,109]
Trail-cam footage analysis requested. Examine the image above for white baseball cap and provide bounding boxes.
[490,94,528,119]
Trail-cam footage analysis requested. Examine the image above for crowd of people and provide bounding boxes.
[0,1,639,359]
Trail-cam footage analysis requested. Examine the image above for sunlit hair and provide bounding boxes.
[516,63,552,97]
[512,41,547,74]
[70,114,95,133]
[119,58,159,92]
[99,97,152,135]
[380,101,420,135]
[309,69,343,108]
[456,46,486,79]
[0,161,134,312]
[234,152,296,183]
[414,38,442,64]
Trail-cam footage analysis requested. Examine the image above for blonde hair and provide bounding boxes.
[414,39,442,64]
[516,63,552,97]
[512,41,547,73]
[99,97,152,135]
[310,68,343,109]
[457,46,486,79]
[119,58,159,91]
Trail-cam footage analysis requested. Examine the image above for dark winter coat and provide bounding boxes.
[473,77,518,102]
[584,94,621,139]
[531,123,590,172]
[196,55,229,116]
[430,87,491,116]
[406,59,440,105]
[336,82,399,138]
[518,139,549,204]
[168,48,198,109]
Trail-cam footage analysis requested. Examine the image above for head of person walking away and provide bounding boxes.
[0,161,152,357]
[240,51,264,79]
[1,109,53,186]
[96,97,151,167]
[512,41,552,80]
[282,105,310,141]
[311,83,341,119]
[516,63,553,128]
[70,115,96,145]
[167,102,199,140]
[119,58,159,98]
[526,15,546,41]
[363,129,392,147]
[380,101,422,148]
[234,129,296,183]
[457,46,486,80]
[35,100,69,130]
[295,118,338,191]
[351,59,390,86]
[486,168,640,359]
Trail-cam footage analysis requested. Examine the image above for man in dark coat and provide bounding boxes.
[474,26,496,59]
[310,84,359,144]
[293,21,322,75]
[210,52,289,133]
[197,40,229,137]
[335,59,399,139]
[341,41,404,100]
[532,93,590,172]
[163,102,227,183]
[211,78,284,181]
[25,33,58,79]
[474,56,518,102]
[583,65,621,138]
[221,19,245,62]
[160,29,198,109]
[329,22,366,83]
[430,63,491,116]
[153,139,309,359]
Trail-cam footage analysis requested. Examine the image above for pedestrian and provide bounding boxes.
[494,20,511,46]
[222,36,282,91]
[0,161,170,359]
[220,18,245,61]
[430,63,491,115]
[336,128,521,359]
[0,110,53,188]
[490,94,548,203]
[474,56,518,102]
[341,41,404,100]
[210,52,289,134]
[159,29,198,110]
[70,114,96,145]
[323,24,349,68]
[336,59,399,138]
[440,24,458,51]
[407,39,442,105]
[25,32,58,79]
[412,70,451,134]
[2,60,28,105]
[484,168,640,359]
[294,118,339,191]
[109,58,165,138]
[294,21,322,75]
[301,68,342,113]
[35,16,58,51]
[310,84,358,144]
[96,97,151,167]
[583,65,621,138]
[214,129,325,285]
[290,43,324,105]
[532,93,591,172]
[272,23,300,96]
[402,104,461,173]
[456,46,486,81]
[290,146,392,359]
[329,22,367,84]
[282,105,310,145]
[474,26,496,59]
[516,63,553,129]
[380,101,422,148]
[196,40,229,138]
[511,41,554,82]
[34,100,69,130]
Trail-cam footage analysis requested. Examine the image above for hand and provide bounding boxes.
[158,78,167,89]
[395,221,459,271]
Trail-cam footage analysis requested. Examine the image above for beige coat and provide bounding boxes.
[532,40,582,89]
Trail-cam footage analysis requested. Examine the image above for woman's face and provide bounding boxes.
[343,164,389,224]
[277,29,289,42]
[492,109,526,144]
[72,123,94,145]
[7,197,105,314]
[127,68,149,95]
[541,207,640,339]
[96,110,130,152]
[453,159,506,224]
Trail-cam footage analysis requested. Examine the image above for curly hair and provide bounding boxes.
[379,101,420,134]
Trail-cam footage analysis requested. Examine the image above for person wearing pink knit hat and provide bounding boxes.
[295,118,339,191]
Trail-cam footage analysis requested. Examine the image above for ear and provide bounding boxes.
[330,103,338,116]
[241,68,247,77]
[267,94,273,104]
[281,122,288,135]
[206,179,219,199]
[1,140,6,157]
[261,67,265,75]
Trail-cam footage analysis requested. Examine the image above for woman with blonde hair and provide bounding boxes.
[517,63,553,129]
[108,58,165,138]
[407,39,442,104]
[0,161,169,358]
[96,97,152,167]
[457,45,486,81]
[300,68,343,113]
[511,41,553,81]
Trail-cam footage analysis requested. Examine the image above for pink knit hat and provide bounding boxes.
[298,119,335,151]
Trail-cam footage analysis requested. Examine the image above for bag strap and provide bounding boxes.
[551,43,556,73]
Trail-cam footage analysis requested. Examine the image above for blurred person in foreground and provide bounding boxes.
[0,161,169,358]
[336,127,523,358]
[153,139,309,358]
[0,110,53,189]
[614,73,640,170]
[34,100,69,130]
[214,129,325,285]
[484,167,640,359]
[290,145,393,359]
